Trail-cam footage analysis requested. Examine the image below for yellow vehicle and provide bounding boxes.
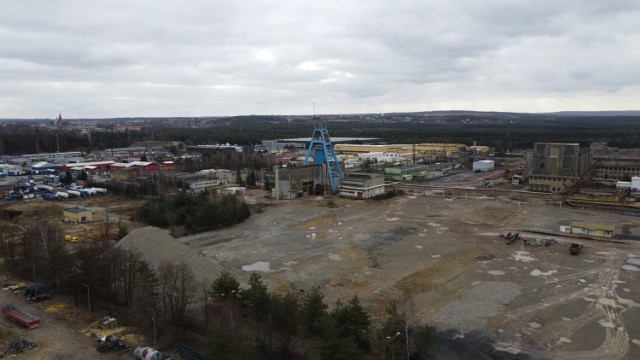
[64,235,79,243]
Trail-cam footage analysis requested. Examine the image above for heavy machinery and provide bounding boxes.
[503,232,520,245]
[569,243,584,255]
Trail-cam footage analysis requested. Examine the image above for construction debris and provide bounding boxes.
[4,339,37,355]
[96,335,127,353]
[98,316,118,329]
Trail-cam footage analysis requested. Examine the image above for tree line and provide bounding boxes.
[205,270,436,359]
[4,114,640,156]
[137,193,251,235]
[0,221,435,359]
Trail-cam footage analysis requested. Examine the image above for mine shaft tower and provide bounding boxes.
[304,120,344,194]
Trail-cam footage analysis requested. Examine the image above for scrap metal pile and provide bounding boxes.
[4,339,37,355]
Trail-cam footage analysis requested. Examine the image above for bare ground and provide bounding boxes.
[183,191,640,359]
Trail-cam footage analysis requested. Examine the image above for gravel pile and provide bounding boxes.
[117,226,224,283]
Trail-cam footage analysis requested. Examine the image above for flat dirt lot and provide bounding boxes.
[181,192,640,359]
[0,286,134,360]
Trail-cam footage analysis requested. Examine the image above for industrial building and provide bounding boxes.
[334,143,478,159]
[63,206,101,223]
[528,143,592,193]
[110,161,161,172]
[220,187,246,196]
[272,165,324,200]
[385,164,431,181]
[188,179,227,193]
[30,161,62,173]
[0,164,25,176]
[384,162,454,182]
[262,137,384,152]
[338,173,385,199]
[473,160,495,172]
[19,151,83,162]
[591,147,640,182]
[619,176,640,192]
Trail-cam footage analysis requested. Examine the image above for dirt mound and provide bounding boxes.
[395,245,490,295]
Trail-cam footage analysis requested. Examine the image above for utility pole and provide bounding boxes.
[147,307,157,346]
[81,284,91,313]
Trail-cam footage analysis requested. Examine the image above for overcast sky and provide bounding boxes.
[1,0,639,118]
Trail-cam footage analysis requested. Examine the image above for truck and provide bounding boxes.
[1,304,41,329]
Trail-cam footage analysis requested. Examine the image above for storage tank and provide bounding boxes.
[134,346,163,360]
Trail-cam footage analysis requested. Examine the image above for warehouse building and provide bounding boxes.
[339,173,385,199]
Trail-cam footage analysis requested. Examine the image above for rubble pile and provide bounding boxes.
[96,335,127,353]
[4,339,37,355]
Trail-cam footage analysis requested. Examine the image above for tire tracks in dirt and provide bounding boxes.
[497,250,632,359]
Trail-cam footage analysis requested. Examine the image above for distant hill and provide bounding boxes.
[545,111,640,117]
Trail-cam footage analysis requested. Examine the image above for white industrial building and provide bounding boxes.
[0,164,24,176]
[473,160,495,172]
[618,177,640,192]
[632,177,640,191]
[220,187,246,196]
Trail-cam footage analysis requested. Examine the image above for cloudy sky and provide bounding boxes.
[1,0,639,118]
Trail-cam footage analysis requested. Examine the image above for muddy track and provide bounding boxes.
[498,250,631,359]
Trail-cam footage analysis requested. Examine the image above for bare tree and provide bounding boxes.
[157,261,198,332]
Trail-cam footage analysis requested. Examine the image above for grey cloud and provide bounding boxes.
[0,0,639,117]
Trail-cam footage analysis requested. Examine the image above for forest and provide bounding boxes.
[2,112,640,155]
